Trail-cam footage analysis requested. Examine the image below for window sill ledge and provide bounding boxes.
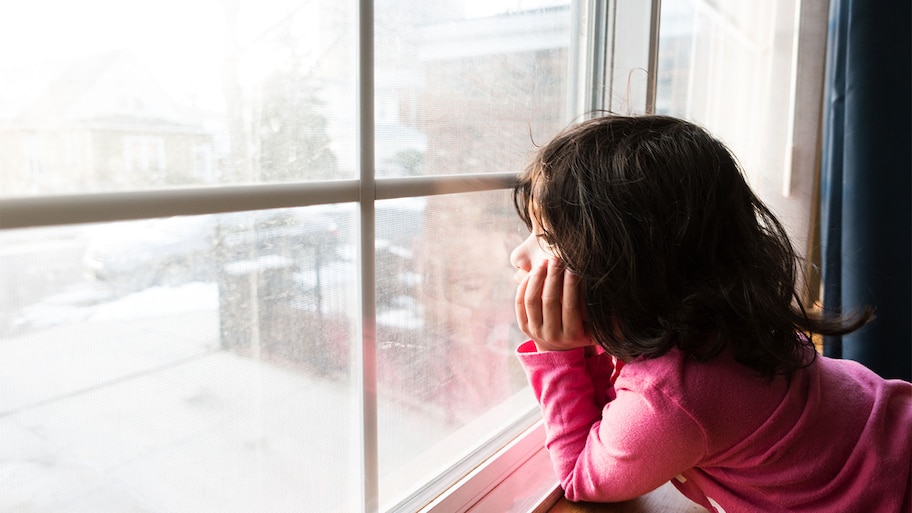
[420,419,707,513]
[545,483,708,513]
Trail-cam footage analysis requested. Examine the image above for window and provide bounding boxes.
[0,1,814,511]
[0,1,572,512]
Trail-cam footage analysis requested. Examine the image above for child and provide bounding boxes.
[509,115,912,512]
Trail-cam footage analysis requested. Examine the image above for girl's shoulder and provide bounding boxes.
[616,345,784,396]
[615,346,791,451]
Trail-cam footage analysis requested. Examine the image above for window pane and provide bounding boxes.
[0,206,361,511]
[376,192,537,509]
[0,0,356,197]
[375,1,571,178]
[373,1,572,507]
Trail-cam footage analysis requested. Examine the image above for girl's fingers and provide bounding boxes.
[562,268,585,338]
[522,259,547,332]
[516,258,590,349]
[541,259,565,339]
[514,273,529,329]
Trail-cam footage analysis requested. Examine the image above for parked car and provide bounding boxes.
[83,210,339,293]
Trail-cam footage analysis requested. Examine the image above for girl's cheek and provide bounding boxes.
[529,243,553,266]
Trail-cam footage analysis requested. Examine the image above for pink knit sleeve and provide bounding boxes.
[585,348,622,408]
[517,341,706,503]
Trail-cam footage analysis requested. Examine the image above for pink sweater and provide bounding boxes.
[517,340,912,512]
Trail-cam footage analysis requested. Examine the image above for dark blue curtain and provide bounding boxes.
[820,0,911,381]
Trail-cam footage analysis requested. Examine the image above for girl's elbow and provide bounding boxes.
[560,474,639,504]
[561,485,599,503]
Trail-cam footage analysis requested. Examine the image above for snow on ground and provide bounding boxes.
[88,282,218,322]
[10,282,218,333]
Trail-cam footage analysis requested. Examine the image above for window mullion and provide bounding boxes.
[646,0,663,114]
[375,172,516,200]
[0,173,517,231]
[0,180,361,229]
[357,0,379,512]
[567,0,611,117]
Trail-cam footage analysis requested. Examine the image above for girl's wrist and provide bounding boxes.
[533,341,597,354]
[533,341,555,353]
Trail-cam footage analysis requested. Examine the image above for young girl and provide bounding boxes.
[510,115,911,512]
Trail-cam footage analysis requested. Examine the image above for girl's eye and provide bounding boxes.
[536,234,556,249]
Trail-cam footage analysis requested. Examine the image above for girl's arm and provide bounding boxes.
[515,258,704,502]
[519,347,705,503]
[516,258,619,407]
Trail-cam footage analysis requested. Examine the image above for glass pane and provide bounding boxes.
[0,0,356,197]
[373,0,573,507]
[0,206,359,511]
[375,192,538,509]
[375,0,572,178]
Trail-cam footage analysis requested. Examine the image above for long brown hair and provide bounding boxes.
[514,115,871,377]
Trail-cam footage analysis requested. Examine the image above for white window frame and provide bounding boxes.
[0,1,664,511]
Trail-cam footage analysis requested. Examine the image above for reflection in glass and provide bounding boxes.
[375,192,537,509]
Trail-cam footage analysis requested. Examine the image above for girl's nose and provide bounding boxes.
[510,236,533,272]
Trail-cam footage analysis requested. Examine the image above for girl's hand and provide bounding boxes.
[515,258,593,352]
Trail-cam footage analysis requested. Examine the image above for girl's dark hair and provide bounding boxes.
[514,114,872,377]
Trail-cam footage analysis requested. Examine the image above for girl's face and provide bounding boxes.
[509,215,556,284]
